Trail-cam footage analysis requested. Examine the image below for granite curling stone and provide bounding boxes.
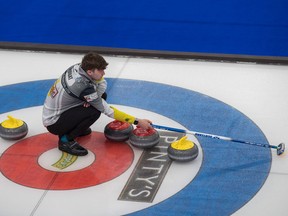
[0,115,28,140]
[104,120,133,141]
[168,136,199,162]
[129,126,160,149]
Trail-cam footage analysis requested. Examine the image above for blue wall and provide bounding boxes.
[1,0,287,57]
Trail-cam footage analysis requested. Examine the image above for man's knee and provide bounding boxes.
[89,107,101,120]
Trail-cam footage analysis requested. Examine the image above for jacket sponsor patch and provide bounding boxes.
[84,93,98,102]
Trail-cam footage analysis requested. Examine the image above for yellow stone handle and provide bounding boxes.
[1,115,24,128]
[171,136,195,150]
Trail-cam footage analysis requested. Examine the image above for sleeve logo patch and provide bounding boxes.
[84,93,98,102]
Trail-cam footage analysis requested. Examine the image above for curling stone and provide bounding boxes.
[0,115,28,140]
[168,136,198,162]
[104,120,133,141]
[129,127,160,149]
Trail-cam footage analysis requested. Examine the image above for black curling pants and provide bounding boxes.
[47,105,101,140]
[47,92,107,140]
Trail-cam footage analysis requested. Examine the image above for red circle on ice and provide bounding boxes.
[0,132,134,190]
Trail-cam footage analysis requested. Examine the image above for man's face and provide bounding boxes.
[88,68,105,80]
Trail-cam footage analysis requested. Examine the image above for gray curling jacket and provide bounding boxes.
[42,64,114,127]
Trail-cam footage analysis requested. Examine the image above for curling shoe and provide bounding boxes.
[58,140,88,156]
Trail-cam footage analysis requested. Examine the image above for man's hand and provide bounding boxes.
[83,102,90,108]
[136,119,153,130]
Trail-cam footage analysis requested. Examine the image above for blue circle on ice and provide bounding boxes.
[0,78,271,215]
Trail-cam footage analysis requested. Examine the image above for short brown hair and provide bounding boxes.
[81,52,108,72]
